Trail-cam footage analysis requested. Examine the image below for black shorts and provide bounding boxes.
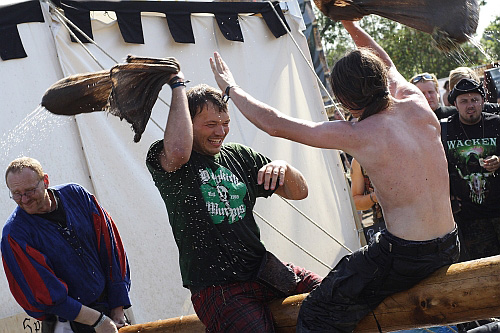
[296,227,459,332]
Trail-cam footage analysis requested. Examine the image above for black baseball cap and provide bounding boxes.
[448,78,485,104]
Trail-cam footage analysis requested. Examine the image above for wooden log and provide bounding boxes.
[356,255,500,332]
[117,295,304,333]
[119,315,205,333]
[119,256,500,333]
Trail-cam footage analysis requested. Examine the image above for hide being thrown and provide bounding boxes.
[313,0,479,51]
[41,55,180,142]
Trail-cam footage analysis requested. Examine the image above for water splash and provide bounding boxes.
[0,105,73,162]
[467,35,497,63]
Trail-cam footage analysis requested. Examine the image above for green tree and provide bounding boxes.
[481,16,500,61]
[315,10,489,80]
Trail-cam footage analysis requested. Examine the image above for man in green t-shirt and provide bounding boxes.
[146,75,321,332]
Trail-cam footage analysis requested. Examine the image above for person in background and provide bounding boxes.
[443,77,500,332]
[1,157,131,333]
[146,77,322,332]
[449,67,480,92]
[409,72,455,119]
[443,78,500,261]
[448,67,500,114]
[443,80,451,106]
[350,158,385,244]
[210,19,459,332]
[411,68,500,121]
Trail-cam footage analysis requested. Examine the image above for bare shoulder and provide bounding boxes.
[387,67,423,101]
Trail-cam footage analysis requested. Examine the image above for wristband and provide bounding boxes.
[168,75,190,89]
[168,75,180,86]
[170,81,187,89]
[91,312,107,329]
[222,85,239,103]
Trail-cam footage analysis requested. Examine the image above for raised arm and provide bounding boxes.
[341,21,394,69]
[341,20,410,97]
[209,52,360,153]
[159,72,193,172]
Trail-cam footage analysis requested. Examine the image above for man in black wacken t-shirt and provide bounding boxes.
[442,78,500,262]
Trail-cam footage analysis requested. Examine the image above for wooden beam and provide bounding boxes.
[356,255,500,332]
[119,315,205,333]
[119,256,500,333]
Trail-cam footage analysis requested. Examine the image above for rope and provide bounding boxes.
[49,4,108,70]
[266,1,345,121]
[253,210,332,270]
[279,196,353,253]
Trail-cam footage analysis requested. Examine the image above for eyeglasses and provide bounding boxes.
[9,180,42,201]
[411,73,434,84]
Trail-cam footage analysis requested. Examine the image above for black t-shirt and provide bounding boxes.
[434,106,457,120]
[146,141,275,287]
[435,103,500,120]
[444,113,500,219]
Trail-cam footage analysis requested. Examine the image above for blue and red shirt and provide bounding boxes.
[1,183,131,321]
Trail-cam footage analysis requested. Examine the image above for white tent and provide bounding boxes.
[0,0,361,330]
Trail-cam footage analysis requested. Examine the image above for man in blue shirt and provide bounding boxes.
[2,157,131,333]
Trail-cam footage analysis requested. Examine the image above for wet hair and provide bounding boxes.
[449,67,480,91]
[186,84,228,119]
[5,157,44,184]
[330,48,391,121]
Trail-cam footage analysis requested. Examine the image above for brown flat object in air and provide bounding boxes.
[313,0,479,50]
[42,55,180,142]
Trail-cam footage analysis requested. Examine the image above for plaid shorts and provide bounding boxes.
[191,263,322,333]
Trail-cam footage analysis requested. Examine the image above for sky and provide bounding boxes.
[475,0,500,41]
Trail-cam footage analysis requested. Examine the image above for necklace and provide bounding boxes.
[458,115,484,141]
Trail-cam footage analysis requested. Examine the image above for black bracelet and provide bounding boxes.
[168,75,181,86]
[170,81,187,89]
[91,312,105,328]
[222,85,239,103]
[168,75,190,89]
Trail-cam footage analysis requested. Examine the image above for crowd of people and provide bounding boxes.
[1,17,500,333]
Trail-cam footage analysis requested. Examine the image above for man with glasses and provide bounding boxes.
[410,72,457,119]
[1,157,131,333]
[210,20,459,332]
[410,68,500,122]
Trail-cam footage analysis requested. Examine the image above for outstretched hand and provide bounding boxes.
[210,52,237,92]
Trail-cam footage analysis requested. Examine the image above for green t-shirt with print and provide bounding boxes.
[146,141,275,288]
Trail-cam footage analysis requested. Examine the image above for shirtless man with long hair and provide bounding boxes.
[210,20,459,332]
